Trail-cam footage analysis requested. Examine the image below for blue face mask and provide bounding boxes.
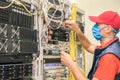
[92,24,103,40]
[92,24,117,41]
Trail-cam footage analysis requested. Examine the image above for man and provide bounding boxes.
[60,11,120,80]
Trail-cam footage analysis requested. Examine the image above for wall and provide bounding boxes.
[70,0,120,75]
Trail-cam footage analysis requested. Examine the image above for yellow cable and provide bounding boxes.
[16,1,37,15]
[0,1,14,9]
[0,0,38,15]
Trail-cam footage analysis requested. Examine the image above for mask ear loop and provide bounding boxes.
[112,28,120,37]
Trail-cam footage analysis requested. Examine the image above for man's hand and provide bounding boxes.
[64,20,96,53]
[64,20,80,34]
[60,51,74,68]
[60,51,89,80]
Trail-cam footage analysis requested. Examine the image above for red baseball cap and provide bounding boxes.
[89,11,120,30]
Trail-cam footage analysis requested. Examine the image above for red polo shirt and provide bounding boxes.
[94,38,120,80]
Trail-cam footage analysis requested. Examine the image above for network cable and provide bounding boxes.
[0,0,38,15]
[0,0,14,9]
[15,1,37,15]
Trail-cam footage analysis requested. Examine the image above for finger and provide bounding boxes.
[64,20,75,24]
[64,22,71,26]
[61,51,67,56]
[65,25,72,29]
[63,20,72,24]
[60,53,62,56]
[64,24,71,27]
[60,50,64,54]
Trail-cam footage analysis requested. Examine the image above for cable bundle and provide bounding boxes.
[43,0,71,29]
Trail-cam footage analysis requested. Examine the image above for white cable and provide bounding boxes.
[41,0,70,41]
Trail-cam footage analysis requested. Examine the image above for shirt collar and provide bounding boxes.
[96,37,119,49]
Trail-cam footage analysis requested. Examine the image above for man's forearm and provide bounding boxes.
[76,29,92,51]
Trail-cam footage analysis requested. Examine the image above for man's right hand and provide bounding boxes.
[64,20,81,34]
[64,20,96,54]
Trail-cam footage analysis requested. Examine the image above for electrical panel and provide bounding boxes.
[41,0,71,80]
[76,10,85,33]
[0,0,38,80]
[76,9,86,73]
[43,58,68,80]
[0,0,34,28]
[43,28,70,56]
[0,24,37,54]
[42,27,70,80]
[0,0,76,80]
[0,63,32,80]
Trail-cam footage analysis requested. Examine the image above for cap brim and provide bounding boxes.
[89,16,104,23]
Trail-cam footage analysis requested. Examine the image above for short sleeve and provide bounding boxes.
[93,53,119,80]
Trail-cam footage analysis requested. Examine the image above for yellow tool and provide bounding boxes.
[69,3,77,80]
